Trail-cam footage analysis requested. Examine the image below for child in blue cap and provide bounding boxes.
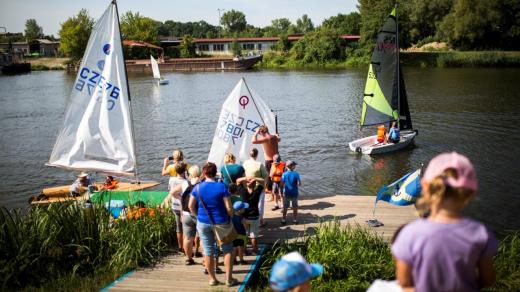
[232,200,249,265]
[269,251,323,292]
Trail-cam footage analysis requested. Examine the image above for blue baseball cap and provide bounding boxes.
[233,201,249,211]
[269,252,323,291]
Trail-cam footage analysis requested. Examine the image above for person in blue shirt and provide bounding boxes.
[387,122,400,144]
[232,200,249,265]
[281,160,301,225]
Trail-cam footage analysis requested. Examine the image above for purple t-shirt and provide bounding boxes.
[392,218,498,292]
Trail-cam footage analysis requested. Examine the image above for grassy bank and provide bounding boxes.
[256,51,520,69]
[27,57,69,71]
[0,203,176,290]
[256,221,520,291]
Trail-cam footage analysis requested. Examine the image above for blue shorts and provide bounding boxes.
[196,221,233,257]
[283,195,298,209]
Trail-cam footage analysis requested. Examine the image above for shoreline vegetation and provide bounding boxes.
[255,221,520,292]
[26,51,520,72]
[2,206,519,291]
[0,203,176,291]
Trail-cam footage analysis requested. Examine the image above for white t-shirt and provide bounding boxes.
[169,177,187,211]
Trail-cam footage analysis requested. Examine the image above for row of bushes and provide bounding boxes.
[0,203,176,290]
[257,51,520,69]
[257,221,520,291]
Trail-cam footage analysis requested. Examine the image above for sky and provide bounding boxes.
[0,0,358,36]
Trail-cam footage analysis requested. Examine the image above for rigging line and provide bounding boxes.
[114,0,139,181]
[395,1,401,129]
[241,77,267,126]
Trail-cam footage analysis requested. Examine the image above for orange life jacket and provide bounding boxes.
[104,179,119,190]
[377,125,386,143]
[270,162,286,182]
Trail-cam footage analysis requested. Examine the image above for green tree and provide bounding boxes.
[496,0,520,50]
[295,14,314,34]
[322,12,361,35]
[179,35,196,57]
[289,28,346,63]
[406,0,452,44]
[436,0,501,49]
[231,38,242,56]
[24,19,43,41]
[221,9,247,34]
[275,35,291,52]
[58,9,94,61]
[120,11,159,44]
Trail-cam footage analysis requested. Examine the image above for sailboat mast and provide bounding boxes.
[242,77,267,127]
[395,2,401,129]
[113,0,139,179]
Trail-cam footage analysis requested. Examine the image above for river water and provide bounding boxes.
[0,68,519,232]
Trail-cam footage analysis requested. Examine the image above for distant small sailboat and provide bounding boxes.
[349,6,417,155]
[150,55,169,85]
[33,1,159,204]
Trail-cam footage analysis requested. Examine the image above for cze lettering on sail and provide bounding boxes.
[75,66,121,111]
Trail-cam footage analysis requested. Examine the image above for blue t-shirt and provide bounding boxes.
[232,214,246,235]
[191,181,230,224]
[281,170,301,197]
[389,127,400,140]
[220,164,245,186]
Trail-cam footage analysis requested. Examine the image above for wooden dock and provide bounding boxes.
[105,195,417,291]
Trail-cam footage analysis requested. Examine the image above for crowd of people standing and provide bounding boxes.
[161,125,302,287]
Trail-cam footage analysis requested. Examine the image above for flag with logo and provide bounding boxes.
[208,78,276,168]
[376,169,422,206]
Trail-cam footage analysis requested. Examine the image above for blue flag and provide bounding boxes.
[376,169,421,206]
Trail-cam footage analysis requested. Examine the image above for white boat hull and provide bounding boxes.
[158,79,169,85]
[349,130,417,155]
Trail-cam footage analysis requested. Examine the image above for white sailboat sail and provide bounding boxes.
[150,55,161,79]
[48,2,137,176]
[208,78,276,168]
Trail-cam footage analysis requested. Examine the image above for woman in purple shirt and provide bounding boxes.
[392,152,498,292]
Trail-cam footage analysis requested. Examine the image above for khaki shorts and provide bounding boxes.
[245,218,260,239]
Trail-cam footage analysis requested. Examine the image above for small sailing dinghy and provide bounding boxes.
[349,6,417,155]
[208,77,276,168]
[150,55,169,85]
[32,1,158,205]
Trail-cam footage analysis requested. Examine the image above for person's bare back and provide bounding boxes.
[252,126,280,161]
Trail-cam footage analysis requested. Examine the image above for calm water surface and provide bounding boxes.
[0,68,519,232]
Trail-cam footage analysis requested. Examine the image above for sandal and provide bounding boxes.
[185,258,195,265]
[215,267,224,274]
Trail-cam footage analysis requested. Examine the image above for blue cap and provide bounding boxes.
[269,252,323,291]
[233,201,249,211]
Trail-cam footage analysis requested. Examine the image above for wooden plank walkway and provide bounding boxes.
[106,195,417,291]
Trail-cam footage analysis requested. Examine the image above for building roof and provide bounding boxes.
[191,34,360,44]
[123,40,163,50]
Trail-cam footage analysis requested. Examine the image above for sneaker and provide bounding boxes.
[271,206,280,211]
[226,278,238,287]
[194,251,203,258]
[203,268,208,275]
[209,279,220,286]
[281,219,286,225]
[215,267,224,274]
[239,260,248,265]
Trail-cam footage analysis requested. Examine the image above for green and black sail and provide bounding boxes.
[360,8,412,130]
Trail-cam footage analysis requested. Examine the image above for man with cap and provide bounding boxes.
[69,172,96,197]
[269,251,323,292]
[281,160,301,225]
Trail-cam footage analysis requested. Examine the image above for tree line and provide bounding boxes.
[4,0,518,62]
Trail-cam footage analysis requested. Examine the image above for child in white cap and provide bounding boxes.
[392,152,498,292]
[269,251,323,292]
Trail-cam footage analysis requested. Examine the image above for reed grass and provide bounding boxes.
[258,221,394,291]
[0,203,176,290]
